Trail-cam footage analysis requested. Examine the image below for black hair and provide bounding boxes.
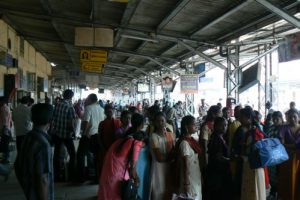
[104,104,113,111]
[121,110,131,120]
[287,108,299,117]
[88,93,98,103]
[240,107,255,121]
[63,89,74,99]
[154,111,166,121]
[254,110,262,120]
[222,107,228,113]
[214,117,227,130]
[0,96,8,104]
[20,96,29,104]
[206,105,221,121]
[272,111,283,119]
[181,115,195,135]
[125,113,144,136]
[31,103,53,126]
[117,113,145,153]
[129,106,137,114]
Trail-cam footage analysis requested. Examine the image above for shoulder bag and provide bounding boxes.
[121,139,139,200]
[248,129,289,169]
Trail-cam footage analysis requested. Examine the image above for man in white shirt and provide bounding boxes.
[12,96,32,153]
[77,93,104,182]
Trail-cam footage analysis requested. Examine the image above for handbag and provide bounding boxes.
[248,129,289,169]
[121,139,139,200]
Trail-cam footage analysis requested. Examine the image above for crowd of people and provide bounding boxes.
[0,89,299,200]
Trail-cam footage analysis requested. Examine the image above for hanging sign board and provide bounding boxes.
[80,49,107,63]
[80,62,103,73]
[180,74,199,94]
[161,74,173,92]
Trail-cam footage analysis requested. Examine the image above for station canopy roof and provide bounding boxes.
[0,0,298,89]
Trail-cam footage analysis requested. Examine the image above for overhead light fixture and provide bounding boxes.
[121,34,159,43]
[50,62,57,67]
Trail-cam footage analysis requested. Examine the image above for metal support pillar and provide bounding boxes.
[226,45,240,102]
[185,64,195,115]
[163,90,170,104]
[150,77,156,105]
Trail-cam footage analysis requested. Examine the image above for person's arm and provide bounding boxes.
[81,107,91,137]
[35,173,49,200]
[152,148,166,162]
[35,146,52,200]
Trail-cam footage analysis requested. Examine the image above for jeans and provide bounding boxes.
[53,135,76,181]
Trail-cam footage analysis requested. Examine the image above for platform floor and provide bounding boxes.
[0,145,98,200]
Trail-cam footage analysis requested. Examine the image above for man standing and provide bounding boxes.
[12,96,32,152]
[77,93,104,182]
[199,99,209,119]
[0,97,12,164]
[51,89,77,181]
[15,103,54,200]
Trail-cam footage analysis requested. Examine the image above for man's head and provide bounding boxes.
[290,101,296,109]
[86,93,98,105]
[201,99,205,106]
[63,89,74,100]
[20,96,29,105]
[31,103,53,128]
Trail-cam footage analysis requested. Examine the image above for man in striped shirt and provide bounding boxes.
[51,89,77,182]
[15,103,54,200]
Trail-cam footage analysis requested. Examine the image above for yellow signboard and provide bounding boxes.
[80,49,107,63]
[80,61,104,73]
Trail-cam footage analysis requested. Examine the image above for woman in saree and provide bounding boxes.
[232,107,268,200]
[177,115,202,199]
[149,112,175,200]
[278,108,300,200]
[98,113,145,200]
[206,117,233,200]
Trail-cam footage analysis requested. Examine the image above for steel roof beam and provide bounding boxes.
[190,0,253,36]
[157,0,192,32]
[255,0,300,29]
[114,0,141,46]
[216,1,299,42]
[40,0,78,70]
[106,62,160,81]
[110,49,179,62]
[177,40,227,70]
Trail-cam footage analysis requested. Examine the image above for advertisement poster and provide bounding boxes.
[180,74,199,94]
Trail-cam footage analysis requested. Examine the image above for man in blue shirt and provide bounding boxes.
[15,103,54,200]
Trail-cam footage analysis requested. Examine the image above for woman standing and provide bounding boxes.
[149,112,175,200]
[177,115,202,199]
[115,110,131,139]
[267,111,284,198]
[98,104,121,178]
[278,108,300,200]
[98,113,145,200]
[200,105,222,164]
[136,132,151,200]
[207,117,232,200]
[232,107,268,200]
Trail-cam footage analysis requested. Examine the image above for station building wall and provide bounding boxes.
[0,20,52,103]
